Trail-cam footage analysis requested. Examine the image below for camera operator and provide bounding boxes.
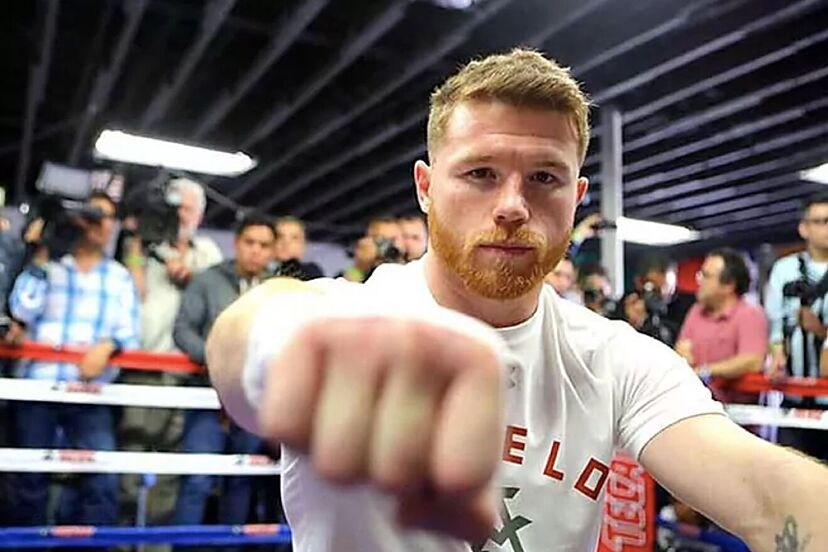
[118,177,222,531]
[765,192,828,461]
[4,191,139,526]
[620,255,695,347]
[340,217,406,283]
[272,216,323,280]
[577,262,617,316]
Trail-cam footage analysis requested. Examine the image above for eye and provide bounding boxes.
[466,167,496,180]
[530,171,559,185]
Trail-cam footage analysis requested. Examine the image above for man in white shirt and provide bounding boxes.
[206,49,827,552]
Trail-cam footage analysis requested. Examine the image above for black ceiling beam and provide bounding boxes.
[589,0,822,106]
[260,110,425,215]
[248,0,792,220]
[191,0,329,140]
[228,0,623,221]
[583,94,828,187]
[138,0,236,131]
[621,121,828,194]
[700,208,800,239]
[68,0,148,165]
[238,0,410,151]
[581,65,828,169]
[625,142,828,209]
[696,200,804,231]
[205,0,517,221]
[663,182,819,224]
[294,142,425,220]
[629,173,798,219]
[14,0,59,202]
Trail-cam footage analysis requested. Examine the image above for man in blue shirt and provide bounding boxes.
[765,191,828,461]
[7,191,140,525]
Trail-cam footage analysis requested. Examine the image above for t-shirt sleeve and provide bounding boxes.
[736,305,768,357]
[611,327,725,460]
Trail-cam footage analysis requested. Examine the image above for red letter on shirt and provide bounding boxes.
[575,458,610,501]
[502,425,527,465]
[543,439,565,481]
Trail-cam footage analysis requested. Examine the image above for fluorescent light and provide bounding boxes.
[94,130,256,176]
[802,163,828,185]
[615,216,700,246]
[431,0,480,9]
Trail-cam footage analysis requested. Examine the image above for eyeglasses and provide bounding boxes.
[803,217,828,226]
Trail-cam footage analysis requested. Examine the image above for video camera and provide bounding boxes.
[641,281,668,316]
[374,237,404,265]
[782,279,828,308]
[28,163,118,260]
[119,175,181,250]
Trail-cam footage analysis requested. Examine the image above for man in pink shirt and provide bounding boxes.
[676,248,768,402]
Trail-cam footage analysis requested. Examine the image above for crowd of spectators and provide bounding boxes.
[1,182,827,548]
[0,181,430,533]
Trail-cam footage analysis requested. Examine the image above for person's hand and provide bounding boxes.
[624,293,647,329]
[768,344,787,383]
[24,218,45,244]
[3,322,26,347]
[571,213,602,244]
[166,259,191,284]
[799,307,827,339]
[675,339,695,367]
[78,342,116,380]
[258,317,504,542]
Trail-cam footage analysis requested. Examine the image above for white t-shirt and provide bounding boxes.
[247,258,724,552]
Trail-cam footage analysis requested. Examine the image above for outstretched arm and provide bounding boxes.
[641,414,827,552]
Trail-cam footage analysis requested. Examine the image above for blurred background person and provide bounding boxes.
[676,248,768,403]
[172,213,276,531]
[620,254,695,346]
[765,192,828,462]
[340,235,378,283]
[577,262,616,316]
[545,257,580,303]
[273,216,323,280]
[118,177,222,533]
[398,214,428,261]
[6,192,139,526]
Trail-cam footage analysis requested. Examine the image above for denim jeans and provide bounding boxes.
[13,402,118,525]
[173,410,262,525]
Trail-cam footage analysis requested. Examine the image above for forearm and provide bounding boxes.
[708,354,764,379]
[173,325,206,365]
[745,444,828,551]
[205,278,322,434]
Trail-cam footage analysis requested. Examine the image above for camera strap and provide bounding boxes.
[798,254,828,310]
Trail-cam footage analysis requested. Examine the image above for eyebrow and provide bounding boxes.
[454,153,571,172]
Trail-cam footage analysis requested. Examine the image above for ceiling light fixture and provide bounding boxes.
[93,130,257,176]
[801,163,828,185]
[614,216,700,246]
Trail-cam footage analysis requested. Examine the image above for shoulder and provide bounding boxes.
[770,253,801,273]
[193,235,221,254]
[736,299,767,320]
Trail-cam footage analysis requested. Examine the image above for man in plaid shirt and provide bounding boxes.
[6,191,140,525]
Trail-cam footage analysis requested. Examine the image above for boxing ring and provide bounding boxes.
[0,342,826,550]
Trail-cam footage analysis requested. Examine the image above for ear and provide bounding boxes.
[798,221,808,241]
[414,160,432,214]
[576,176,589,205]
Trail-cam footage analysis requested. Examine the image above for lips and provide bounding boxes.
[477,242,536,252]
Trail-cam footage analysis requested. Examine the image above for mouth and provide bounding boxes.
[477,242,537,255]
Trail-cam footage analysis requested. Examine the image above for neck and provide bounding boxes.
[72,242,103,267]
[706,294,739,316]
[235,263,263,281]
[808,245,828,262]
[424,254,540,328]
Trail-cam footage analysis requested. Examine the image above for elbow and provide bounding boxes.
[747,356,765,374]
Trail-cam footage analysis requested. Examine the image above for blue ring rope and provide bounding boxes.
[0,524,292,548]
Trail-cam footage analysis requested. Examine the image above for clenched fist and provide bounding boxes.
[258,315,505,542]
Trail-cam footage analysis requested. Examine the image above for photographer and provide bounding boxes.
[620,254,695,347]
[5,191,139,525]
[340,217,406,283]
[577,262,617,316]
[765,192,828,461]
[118,177,222,531]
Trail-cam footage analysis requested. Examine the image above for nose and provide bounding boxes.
[492,174,529,226]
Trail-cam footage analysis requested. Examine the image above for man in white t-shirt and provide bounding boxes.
[206,49,827,552]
